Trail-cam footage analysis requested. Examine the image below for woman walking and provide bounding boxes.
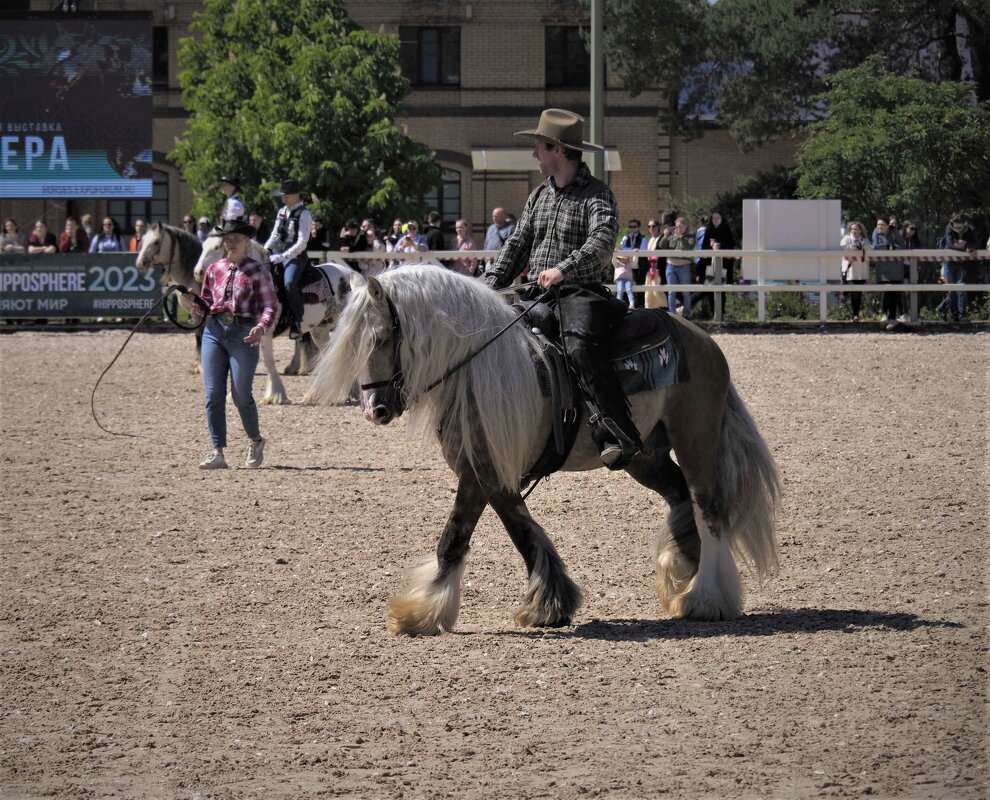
[191,218,277,470]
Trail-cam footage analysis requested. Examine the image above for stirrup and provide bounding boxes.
[589,413,641,470]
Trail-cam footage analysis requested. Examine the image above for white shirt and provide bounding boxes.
[264,202,313,263]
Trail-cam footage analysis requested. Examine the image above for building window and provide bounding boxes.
[108,169,169,232]
[423,168,461,233]
[152,27,168,89]
[545,26,591,88]
[399,27,460,86]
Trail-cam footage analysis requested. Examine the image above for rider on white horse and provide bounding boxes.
[483,108,642,471]
[264,178,312,341]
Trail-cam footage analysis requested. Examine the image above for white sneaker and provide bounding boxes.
[245,437,265,469]
[199,450,227,470]
[897,314,910,324]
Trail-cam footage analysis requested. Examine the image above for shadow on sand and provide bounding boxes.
[495,608,963,642]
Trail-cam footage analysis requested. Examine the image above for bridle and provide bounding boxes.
[359,293,407,414]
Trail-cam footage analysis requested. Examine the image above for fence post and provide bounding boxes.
[713,255,723,322]
[909,257,919,322]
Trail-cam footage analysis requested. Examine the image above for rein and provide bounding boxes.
[360,282,556,409]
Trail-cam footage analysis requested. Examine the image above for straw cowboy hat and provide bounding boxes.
[514,108,603,153]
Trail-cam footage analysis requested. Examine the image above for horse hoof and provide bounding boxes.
[667,588,741,621]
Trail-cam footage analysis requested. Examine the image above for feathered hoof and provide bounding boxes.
[386,596,445,637]
[655,550,696,613]
[667,585,742,621]
[259,393,290,406]
[512,605,572,629]
[283,365,299,376]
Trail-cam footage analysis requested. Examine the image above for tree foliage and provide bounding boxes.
[594,0,990,147]
[795,56,990,231]
[172,0,440,225]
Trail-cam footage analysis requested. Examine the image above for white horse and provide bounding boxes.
[192,234,356,403]
[137,223,353,404]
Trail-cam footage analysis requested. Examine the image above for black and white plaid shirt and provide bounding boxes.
[484,162,618,289]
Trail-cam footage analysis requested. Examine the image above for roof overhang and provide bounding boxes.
[470,147,622,172]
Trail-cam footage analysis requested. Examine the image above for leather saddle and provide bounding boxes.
[516,302,687,490]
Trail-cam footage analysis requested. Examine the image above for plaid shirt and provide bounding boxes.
[201,256,278,333]
[484,162,618,289]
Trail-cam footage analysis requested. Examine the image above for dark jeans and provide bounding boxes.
[843,276,866,318]
[553,285,640,449]
[880,279,903,320]
[282,256,306,326]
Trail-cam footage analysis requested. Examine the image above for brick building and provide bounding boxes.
[2,0,798,241]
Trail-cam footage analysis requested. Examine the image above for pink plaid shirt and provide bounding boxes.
[201,256,277,333]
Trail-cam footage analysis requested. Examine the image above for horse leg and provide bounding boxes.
[284,343,301,376]
[296,333,320,376]
[387,468,487,636]
[300,329,330,404]
[258,332,290,405]
[623,430,701,613]
[487,489,583,628]
[665,418,744,622]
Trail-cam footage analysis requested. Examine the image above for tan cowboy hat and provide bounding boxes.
[514,108,603,153]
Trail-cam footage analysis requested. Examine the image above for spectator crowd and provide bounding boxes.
[2,195,986,325]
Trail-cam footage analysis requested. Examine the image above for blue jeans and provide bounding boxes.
[283,256,305,327]
[936,261,967,318]
[665,262,692,316]
[615,278,634,307]
[201,319,261,448]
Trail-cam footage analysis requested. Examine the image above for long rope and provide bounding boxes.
[90,285,200,438]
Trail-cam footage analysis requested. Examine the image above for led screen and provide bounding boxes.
[0,12,153,198]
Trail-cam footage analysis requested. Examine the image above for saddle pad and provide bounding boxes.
[613,337,685,396]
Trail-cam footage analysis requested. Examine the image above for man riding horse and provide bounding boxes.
[483,108,642,470]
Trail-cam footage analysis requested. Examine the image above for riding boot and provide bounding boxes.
[581,367,642,471]
[558,288,642,471]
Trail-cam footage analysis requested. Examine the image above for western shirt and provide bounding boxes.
[201,256,278,333]
[484,162,618,289]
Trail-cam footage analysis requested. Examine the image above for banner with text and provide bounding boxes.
[0,12,153,198]
[0,255,162,318]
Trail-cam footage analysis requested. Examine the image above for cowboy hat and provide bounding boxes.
[209,218,256,237]
[514,108,603,153]
[273,179,303,197]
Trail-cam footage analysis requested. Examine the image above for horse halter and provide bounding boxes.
[359,293,407,414]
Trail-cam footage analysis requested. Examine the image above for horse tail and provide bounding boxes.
[714,383,781,578]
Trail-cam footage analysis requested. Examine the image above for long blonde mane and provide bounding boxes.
[313,266,546,489]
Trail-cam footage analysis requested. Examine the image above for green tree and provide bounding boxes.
[172,0,440,226]
[795,56,990,232]
[594,0,990,147]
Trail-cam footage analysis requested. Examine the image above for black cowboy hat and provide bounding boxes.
[220,175,240,188]
[273,179,303,197]
[208,218,256,237]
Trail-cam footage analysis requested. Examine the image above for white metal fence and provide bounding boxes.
[308,248,990,324]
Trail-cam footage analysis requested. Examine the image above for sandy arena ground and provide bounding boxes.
[0,327,987,799]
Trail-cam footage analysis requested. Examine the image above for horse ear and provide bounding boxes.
[349,270,366,292]
[366,275,385,303]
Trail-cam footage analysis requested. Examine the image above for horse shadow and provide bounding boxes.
[496,608,964,641]
[270,465,437,473]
